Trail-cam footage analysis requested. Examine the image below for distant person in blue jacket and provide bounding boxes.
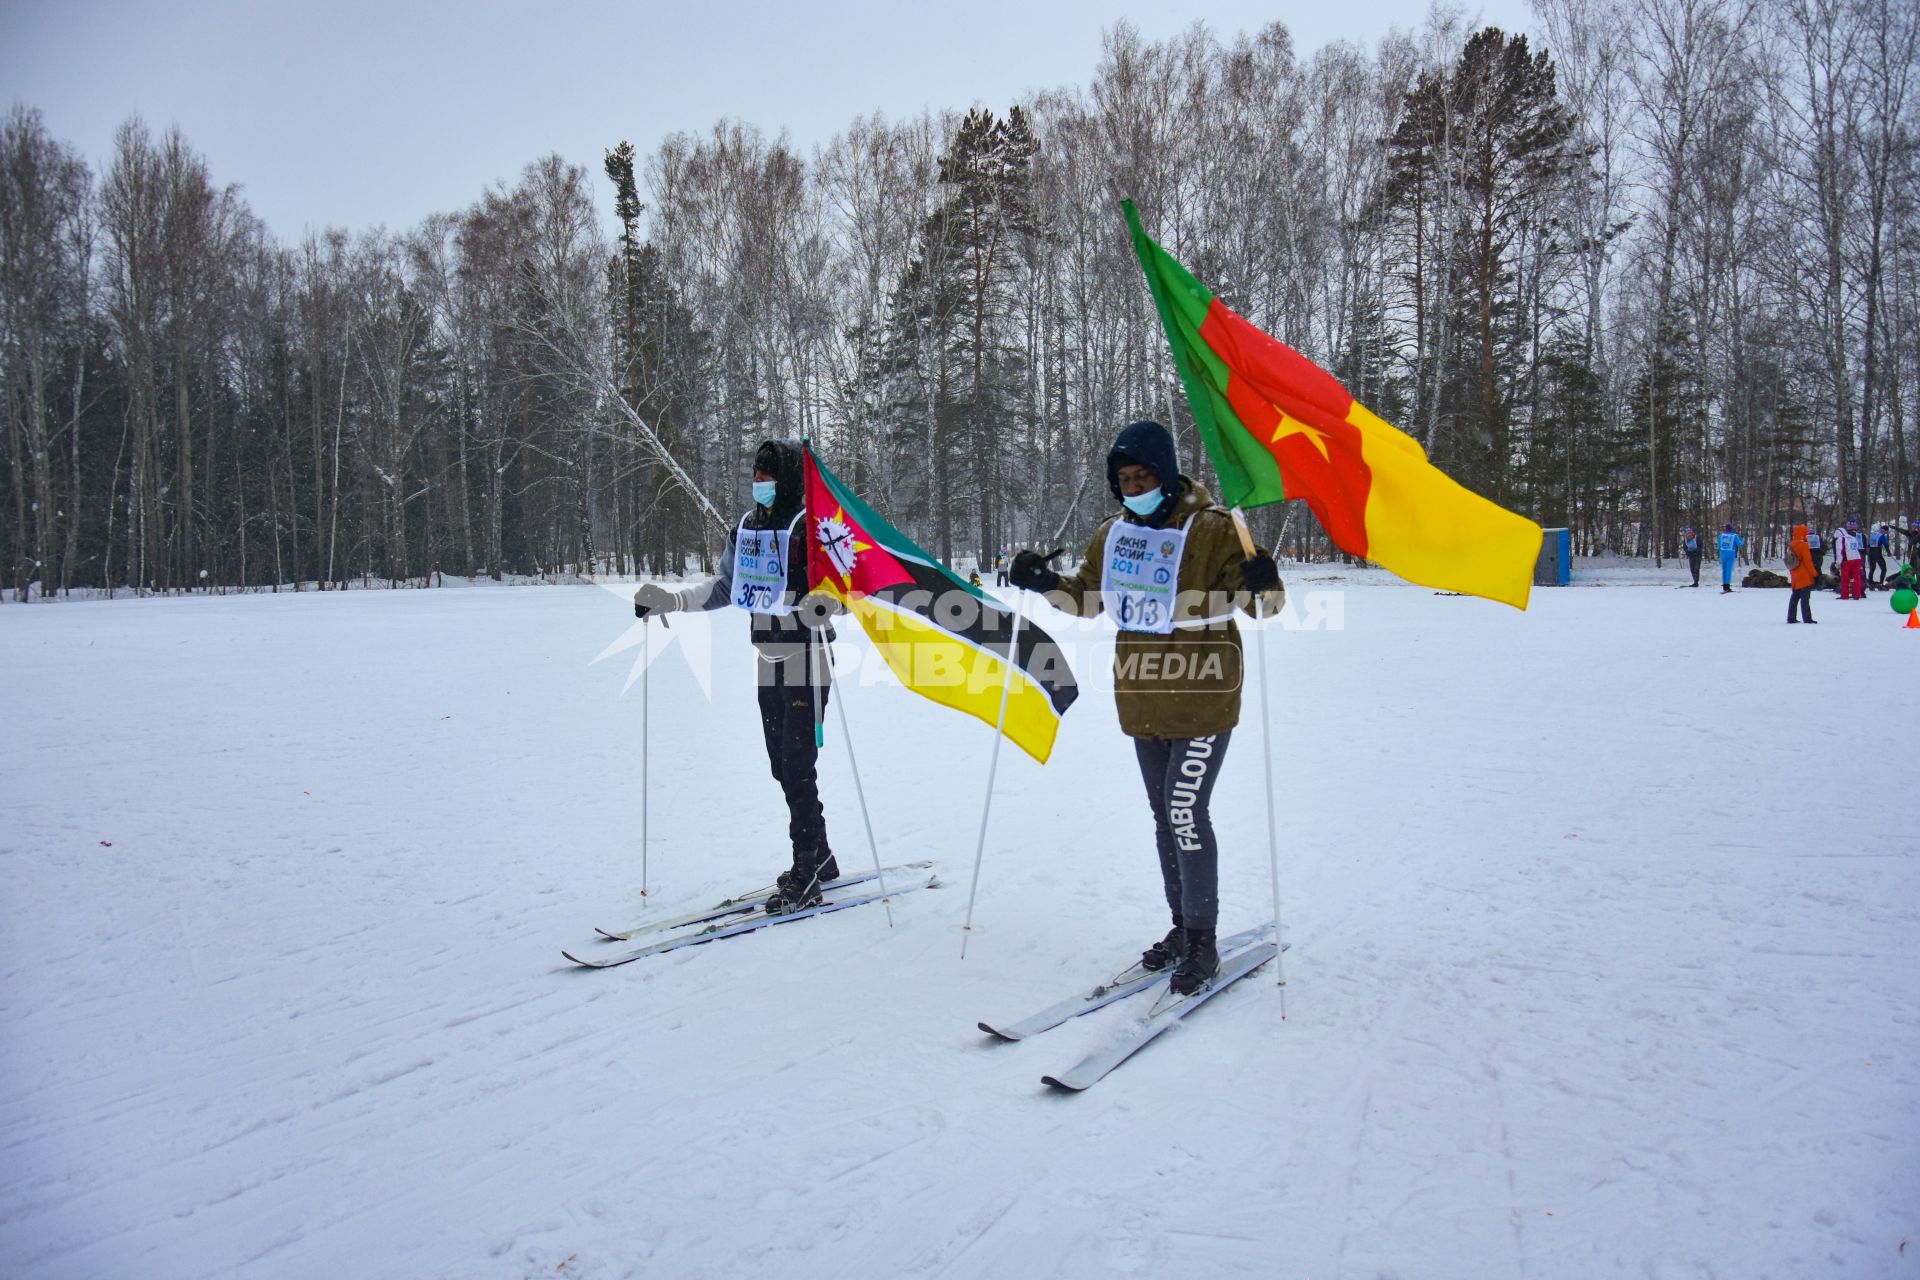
[1680,527,1702,587]
[1717,523,1744,593]
[1866,522,1890,587]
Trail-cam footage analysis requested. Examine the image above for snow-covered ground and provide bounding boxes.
[3,565,1916,1279]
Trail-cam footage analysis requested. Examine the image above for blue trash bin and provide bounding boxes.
[1534,527,1571,586]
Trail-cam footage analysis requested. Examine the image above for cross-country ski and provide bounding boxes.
[565,876,942,969]
[977,922,1276,1041]
[592,861,934,941]
[1041,941,1280,1091]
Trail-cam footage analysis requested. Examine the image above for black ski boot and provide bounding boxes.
[1169,928,1220,996]
[1141,920,1186,972]
[765,851,837,915]
[765,867,823,915]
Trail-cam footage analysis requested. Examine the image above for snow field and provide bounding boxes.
[1,570,1915,1278]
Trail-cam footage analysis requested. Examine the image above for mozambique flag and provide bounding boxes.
[1123,200,1544,610]
[803,446,1078,764]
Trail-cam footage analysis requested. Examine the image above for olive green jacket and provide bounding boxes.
[1041,478,1283,739]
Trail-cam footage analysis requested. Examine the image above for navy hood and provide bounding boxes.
[1106,420,1182,518]
[750,437,805,527]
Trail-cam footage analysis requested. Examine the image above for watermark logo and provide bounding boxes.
[587,580,1345,700]
[589,580,717,698]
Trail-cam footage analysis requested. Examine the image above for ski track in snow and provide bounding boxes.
[2,567,1916,1278]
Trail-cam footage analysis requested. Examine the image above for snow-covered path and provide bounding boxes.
[3,574,1915,1278]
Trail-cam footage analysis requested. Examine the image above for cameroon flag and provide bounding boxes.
[1123,201,1544,610]
[803,446,1078,764]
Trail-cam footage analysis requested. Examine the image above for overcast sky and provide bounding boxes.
[1,0,1535,242]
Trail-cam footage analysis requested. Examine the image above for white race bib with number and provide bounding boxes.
[731,513,800,615]
[1101,517,1191,634]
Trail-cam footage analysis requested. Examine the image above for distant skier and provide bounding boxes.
[1680,527,1702,587]
[1866,522,1889,588]
[1806,525,1825,579]
[1833,520,1865,600]
[1785,524,1817,624]
[1717,524,1744,593]
[1008,419,1283,997]
[1894,519,1920,588]
[994,549,1009,587]
[631,439,841,913]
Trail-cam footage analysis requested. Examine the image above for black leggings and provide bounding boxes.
[1788,586,1815,622]
[756,649,830,859]
[1134,732,1232,931]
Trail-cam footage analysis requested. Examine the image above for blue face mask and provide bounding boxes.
[752,480,778,507]
[1122,489,1164,517]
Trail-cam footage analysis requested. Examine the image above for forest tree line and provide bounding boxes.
[3,0,1916,599]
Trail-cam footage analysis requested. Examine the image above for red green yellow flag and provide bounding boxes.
[1123,200,1544,610]
[802,446,1078,764]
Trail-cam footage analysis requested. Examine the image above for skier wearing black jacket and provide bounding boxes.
[632,439,840,913]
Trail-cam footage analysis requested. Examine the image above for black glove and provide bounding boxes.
[633,583,680,619]
[1008,548,1062,593]
[1241,550,1281,594]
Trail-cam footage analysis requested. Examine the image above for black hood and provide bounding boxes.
[1106,420,1183,521]
[750,437,805,527]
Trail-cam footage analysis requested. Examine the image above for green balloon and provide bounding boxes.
[1893,587,1919,615]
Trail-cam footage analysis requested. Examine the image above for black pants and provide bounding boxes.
[1812,550,1826,577]
[1686,550,1701,585]
[1788,586,1815,622]
[1134,732,1231,931]
[756,648,830,861]
[1867,547,1887,585]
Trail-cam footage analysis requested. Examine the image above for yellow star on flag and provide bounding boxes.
[1270,406,1332,463]
[816,506,873,586]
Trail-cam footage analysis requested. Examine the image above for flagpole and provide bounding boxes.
[959,602,1024,959]
[823,642,893,927]
[1231,509,1287,1004]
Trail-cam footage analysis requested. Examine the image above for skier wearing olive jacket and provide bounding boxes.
[1009,419,1283,997]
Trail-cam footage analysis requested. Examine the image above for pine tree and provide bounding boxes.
[1379,29,1590,501]
[882,107,1041,563]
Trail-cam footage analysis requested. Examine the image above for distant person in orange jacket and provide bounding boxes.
[1785,524,1817,624]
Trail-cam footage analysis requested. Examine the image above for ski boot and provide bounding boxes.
[1140,920,1186,973]
[1169,928,1220,996]
[764,867,823,915]
[764,851,837,915]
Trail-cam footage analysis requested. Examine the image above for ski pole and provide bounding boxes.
[824,639,893,927]
[809,627,824,749]
[1230,509,1287,1004]
[637,610,671,901]
[960,602,1024,959]
[641,610,649,900]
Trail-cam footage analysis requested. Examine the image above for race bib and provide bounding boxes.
[731,513,799,615]
[1101,518,1191,634]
